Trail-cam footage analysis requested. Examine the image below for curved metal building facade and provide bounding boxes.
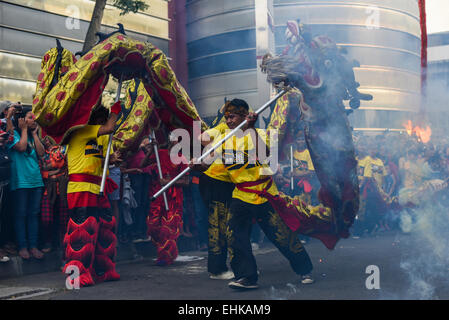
[186,0,259,121]
[186,0,422,130]
[0,0,170,105]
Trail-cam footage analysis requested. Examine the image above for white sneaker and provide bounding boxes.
[301,273,315,284]
[210,270,235,280]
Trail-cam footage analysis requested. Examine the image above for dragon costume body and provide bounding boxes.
[32,26,207,286]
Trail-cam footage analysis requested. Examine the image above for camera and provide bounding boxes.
[11,104,31,129]
[14,103,23,113]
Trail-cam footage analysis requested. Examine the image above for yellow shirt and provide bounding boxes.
[203,122,233,183]
[220,129,278,205]
[359,156,386,187]
[293,149,315,172]
[66,125,108,194]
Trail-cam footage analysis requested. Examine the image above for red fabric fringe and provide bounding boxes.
[419,0,427,99]
[236,178,341,250]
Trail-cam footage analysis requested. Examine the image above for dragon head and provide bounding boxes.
[261,20,372,110]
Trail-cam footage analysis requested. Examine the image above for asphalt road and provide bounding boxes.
[1,231,448,301]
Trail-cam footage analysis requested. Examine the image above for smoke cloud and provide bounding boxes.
[398,202,449,299]
[393,74,449,300]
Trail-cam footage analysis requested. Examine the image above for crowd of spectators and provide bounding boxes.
[0,100,208,264]
[273,128,449,240]
[352,131,449,236]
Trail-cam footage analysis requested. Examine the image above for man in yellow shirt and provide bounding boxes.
[358,148,388,234]
[63,101,121,287]
[198,105,236,280]
[196,99,314,290]
[360,155,387,187]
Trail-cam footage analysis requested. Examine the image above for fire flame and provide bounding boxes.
[404,120,413,136]
[403,120,432,143]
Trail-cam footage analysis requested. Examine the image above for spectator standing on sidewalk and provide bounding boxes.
[108,150,123,235]
[7,106,45,260]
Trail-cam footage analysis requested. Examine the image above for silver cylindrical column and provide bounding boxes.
[186,0,258,121]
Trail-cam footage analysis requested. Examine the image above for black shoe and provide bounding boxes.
[228,278,259,290]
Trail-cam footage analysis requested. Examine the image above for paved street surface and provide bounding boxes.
[0,231,448,300]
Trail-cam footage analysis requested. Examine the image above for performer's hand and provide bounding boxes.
[110,101,122,115]
[160,177,170,186]
[188,158,199,169]
[110,151,122,164]
[148,139,158,148]
[189,158,209,172]
[143,143,154,155]
[245,112,258,128]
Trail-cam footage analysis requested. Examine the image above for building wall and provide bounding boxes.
[0,0,170,105]
[185,0,258,122]
[428,31,449,85]
[427,31,449,135]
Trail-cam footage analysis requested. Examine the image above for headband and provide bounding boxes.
[223,102,248,117]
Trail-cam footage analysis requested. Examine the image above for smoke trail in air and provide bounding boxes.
[398,202,449,299]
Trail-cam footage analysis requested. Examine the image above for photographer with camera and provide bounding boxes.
[0,101,15,262]
[6,103,45,260]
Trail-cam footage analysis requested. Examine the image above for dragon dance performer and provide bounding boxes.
[197,102,245,280]
[357,147,389,234]
[63,101,121,287]
[276,130,319,204]
[143,136,189,266]
[194,100,314,290]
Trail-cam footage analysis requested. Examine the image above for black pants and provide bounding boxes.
[129,173,151,238]
[228,199,313,283]
[69,206,114,224]
[199,174,234,274]
[0,183,14,246]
